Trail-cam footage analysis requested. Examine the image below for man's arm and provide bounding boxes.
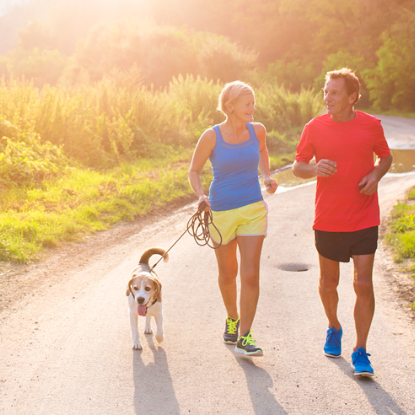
[292,159,337,179]
[358,153,393,195]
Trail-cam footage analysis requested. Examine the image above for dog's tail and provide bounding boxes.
[139,247,169,271]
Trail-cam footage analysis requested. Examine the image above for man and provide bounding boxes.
[293,68,392,376]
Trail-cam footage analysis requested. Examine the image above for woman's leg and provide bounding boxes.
[214,238,239,320]
[236,235,265,334]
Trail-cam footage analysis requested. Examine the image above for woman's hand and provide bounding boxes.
[264,177,278,194]
[198,195,211,211]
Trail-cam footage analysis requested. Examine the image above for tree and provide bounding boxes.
[362,11,415,111]
[9,48,67,86]
[62,22,257,88]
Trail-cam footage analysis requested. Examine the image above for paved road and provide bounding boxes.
[1,117,415,414]
[376,115,415,150]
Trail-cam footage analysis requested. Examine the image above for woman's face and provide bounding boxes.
[229,91,255,123]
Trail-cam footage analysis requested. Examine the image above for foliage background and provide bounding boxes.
[0,0,414,112]
[0,0,414,263]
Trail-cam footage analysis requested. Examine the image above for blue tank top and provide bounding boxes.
[208,123,263,211]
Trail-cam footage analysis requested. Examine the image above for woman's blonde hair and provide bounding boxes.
[217,81,254,116]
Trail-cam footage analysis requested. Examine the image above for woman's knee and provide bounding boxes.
[240,270,260,288]
[218,264,238,283]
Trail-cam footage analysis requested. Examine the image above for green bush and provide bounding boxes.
[9,48,67,87]
[362,14,415,111]
[196,32,257,83]
[259,59,317,92]
[255,83,323,131]
[0,120,68,188]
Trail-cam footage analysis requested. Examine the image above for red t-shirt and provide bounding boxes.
[295,111,391,232]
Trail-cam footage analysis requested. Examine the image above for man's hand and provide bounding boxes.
[315,159,337,177]
[358,153,393,195]
[358,173,378,195]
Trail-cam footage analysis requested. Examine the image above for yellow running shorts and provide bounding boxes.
[209,200,268,245]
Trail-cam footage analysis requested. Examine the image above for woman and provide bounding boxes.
[188,81,277,356]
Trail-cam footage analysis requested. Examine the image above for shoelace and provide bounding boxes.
[241,331,257,347]
[226,318,239,334]
[355,349,371,364]
[327,329,341,347]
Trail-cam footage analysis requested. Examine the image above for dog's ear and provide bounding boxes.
[153,278,162,303]
[126,279,133,296]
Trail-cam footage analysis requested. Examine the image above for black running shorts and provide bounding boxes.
[314,226,379,263]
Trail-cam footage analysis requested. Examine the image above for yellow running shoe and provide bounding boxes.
[223,316,239,344]
[235,331,263,356]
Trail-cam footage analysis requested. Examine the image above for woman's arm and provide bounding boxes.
[188,128,216,209]
[254,123,278,194]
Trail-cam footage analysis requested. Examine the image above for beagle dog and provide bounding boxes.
[126,247,168,350]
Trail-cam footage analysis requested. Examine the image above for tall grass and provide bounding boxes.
[255,84,323,131]
[0,75,323,169]
[0,75,323,263]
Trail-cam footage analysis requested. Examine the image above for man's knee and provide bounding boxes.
[319,273,339,291]
[353,278,374,298]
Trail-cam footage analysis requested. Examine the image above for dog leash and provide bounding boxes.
[149,201,222,272]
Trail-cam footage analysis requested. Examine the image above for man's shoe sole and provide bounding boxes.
[223,339,237,345]
[324,351,341,358]
[235,348,263,357]
[351,364,374,377]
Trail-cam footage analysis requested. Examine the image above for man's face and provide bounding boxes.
[323,78,356,117]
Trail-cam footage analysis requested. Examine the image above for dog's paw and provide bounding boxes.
[155,332,164,343]
[144,327,153,335]
[132,342,143,350]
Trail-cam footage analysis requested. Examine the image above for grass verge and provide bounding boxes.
[385,186,415,310]
[0,145,198,263]
[0,139,295,264]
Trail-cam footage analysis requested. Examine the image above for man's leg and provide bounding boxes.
[351,254,375,351]
[318,254,341,330]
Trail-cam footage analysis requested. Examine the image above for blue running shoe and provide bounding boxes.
[351,348,374,377]
[324,326,342,357]
[223,316,239,344]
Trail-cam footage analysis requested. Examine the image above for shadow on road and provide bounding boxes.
[234,354,288,415]
[331,357,409,415]
[132,336,180,415]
